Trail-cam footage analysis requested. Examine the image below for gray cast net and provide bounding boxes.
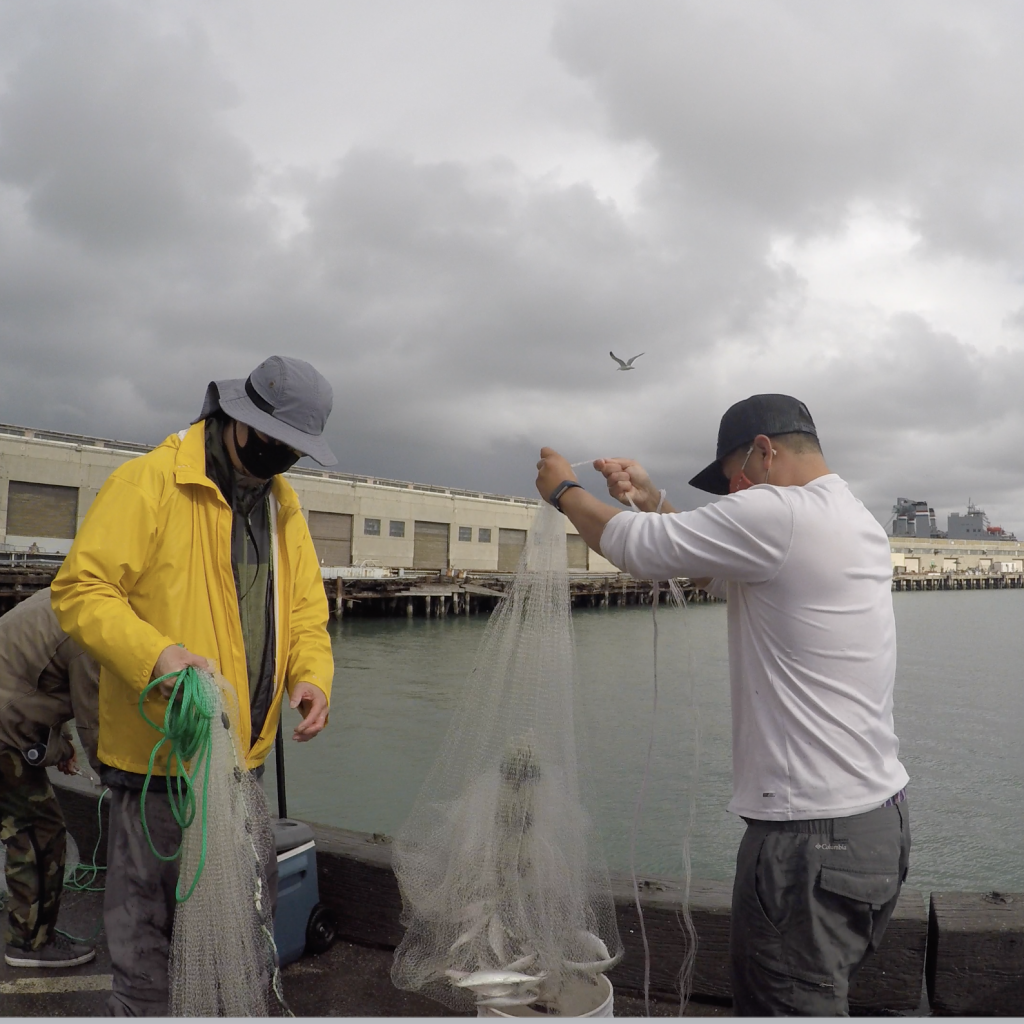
[391,503,622,1013]
[168,670,285,1018]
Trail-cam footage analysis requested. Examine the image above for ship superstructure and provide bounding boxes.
[890,498,939,538]
[947,501,1017,542]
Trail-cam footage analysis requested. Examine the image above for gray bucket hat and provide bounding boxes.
[196,355,338,467]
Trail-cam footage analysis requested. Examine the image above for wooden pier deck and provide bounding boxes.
[892,570,1024,591]
[0,561,65,615]
[321,571,718,619]
[7,560,1024,616]
[0,561,716,618]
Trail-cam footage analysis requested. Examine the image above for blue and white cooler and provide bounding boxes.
[272,817,337,966]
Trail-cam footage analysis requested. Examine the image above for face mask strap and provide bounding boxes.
[763,444,778,486]
[729,441,779,492]
[729,446,756,494]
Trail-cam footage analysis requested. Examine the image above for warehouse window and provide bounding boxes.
[458,526,472,543]
[478,528,492,543]
[364,518,381,536]
[5,481,78,540]
[390,520,406,538]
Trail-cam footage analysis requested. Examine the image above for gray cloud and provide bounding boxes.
[0,3,251,251]
[555,0,1024,256]
[764,315,1024,531]
[0,1,1022,534]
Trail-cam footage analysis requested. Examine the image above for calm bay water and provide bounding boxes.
[265,589,1024,893]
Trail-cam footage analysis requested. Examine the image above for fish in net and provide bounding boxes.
[391,502,622,1013]
[164,669,286,1018]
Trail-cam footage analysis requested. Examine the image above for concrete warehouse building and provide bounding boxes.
[8,421,1020,579]
[0,422,616,574]
[889,537,1024,574]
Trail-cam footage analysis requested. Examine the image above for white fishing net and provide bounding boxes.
[168,670,284,1018]
[391,503,622,1013]
[632,577,699,1015]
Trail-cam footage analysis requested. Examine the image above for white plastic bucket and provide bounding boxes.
[477,976,613,1018]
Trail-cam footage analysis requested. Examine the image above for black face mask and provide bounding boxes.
[233,421,301,480]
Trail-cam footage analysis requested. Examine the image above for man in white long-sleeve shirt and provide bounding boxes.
[536,394,910,1017]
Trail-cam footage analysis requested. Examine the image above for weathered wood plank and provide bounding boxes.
[311,825,405,948]
[306,824,925,1010]
[460,583,506,598]
[45,781,927,1012]
[605,875,924,1011]
[394,586,460,597]
[607,875,731,1002]
[850,888,927,1012]
[927,891,1024,1016]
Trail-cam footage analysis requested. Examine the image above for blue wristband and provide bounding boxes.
[548,479,584,513]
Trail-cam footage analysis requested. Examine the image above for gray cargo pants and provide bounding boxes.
[730,798,911,1017]
[104,786,278,1017]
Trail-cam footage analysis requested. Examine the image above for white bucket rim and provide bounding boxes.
[477,974,613,1018]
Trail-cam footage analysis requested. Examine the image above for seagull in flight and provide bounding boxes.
[609,350,645,371]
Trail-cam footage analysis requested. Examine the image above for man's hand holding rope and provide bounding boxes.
[152,645,212,697]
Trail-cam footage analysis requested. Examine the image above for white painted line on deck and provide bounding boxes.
[0,973,112,994]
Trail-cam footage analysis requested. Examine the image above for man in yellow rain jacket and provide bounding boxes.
[51,355,336,1016]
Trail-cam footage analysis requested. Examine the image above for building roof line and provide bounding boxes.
[0,421,540,507]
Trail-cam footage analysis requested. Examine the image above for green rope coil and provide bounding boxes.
[57,787,111,944]
[139,665,217,903]
[63,786,110,894]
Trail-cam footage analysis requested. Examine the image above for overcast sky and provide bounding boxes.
[2,0,1023,533]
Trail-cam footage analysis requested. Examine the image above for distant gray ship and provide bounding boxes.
[890,498,939,538]
[946,500,1017,542]
[890,498,1017,541]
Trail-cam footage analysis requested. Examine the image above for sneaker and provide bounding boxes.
[5,933,96,968]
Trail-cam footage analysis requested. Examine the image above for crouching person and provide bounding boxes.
[0,587,100,968]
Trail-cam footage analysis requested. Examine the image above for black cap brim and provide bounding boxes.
[689,460,730,495]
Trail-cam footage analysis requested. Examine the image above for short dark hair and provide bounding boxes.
[722,431,822,466]
[772,431,822,456]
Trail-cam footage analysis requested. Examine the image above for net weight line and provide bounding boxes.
[622,490,699,1016]
[560,464,701,1014]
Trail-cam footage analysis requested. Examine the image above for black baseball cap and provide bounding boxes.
[688,394,818,495]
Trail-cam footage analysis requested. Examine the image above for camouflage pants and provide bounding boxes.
[0,748,67,950]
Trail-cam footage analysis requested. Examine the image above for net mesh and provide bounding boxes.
[168,670,283,1018]
[391,503,622,1013]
